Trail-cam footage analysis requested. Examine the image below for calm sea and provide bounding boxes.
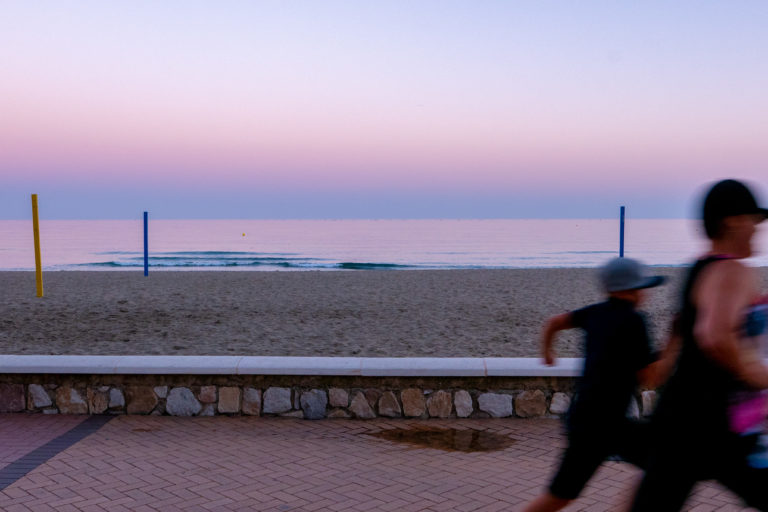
[1,219,766,271]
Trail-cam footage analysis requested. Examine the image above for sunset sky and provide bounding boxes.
[2,1,767,219]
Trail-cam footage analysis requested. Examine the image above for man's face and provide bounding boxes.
[722,214,761,258]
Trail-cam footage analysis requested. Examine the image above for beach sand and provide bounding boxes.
[2,268,766,357]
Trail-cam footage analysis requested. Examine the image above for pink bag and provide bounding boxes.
[728,392,768,434]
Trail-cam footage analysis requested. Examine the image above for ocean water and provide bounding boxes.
[1,219,766,271]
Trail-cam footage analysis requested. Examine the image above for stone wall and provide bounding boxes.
[0,376,658,419]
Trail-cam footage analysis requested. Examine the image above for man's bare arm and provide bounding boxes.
[694,260,768,389]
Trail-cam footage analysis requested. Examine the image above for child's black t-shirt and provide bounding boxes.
[566,297,656,434]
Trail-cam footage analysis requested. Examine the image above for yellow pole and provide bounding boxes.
[31,194,43,297]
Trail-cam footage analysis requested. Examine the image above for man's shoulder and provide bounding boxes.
[703,257,749,274]
[697,257,751,280]
[697,258,756,298]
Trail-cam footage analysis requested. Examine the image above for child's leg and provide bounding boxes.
[614,420,652,469]
[523,436,606,512]
[521,493,571,512]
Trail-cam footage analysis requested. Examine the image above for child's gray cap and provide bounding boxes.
[599,257,665,292]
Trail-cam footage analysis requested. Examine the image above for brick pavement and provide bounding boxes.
[0,414,756,511]
[0,415,87,471]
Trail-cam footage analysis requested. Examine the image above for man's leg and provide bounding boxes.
[629,454,697,512]
[717,459,768,510]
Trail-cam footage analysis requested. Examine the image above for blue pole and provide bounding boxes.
[143,211,149,276]
[619,206,625,258]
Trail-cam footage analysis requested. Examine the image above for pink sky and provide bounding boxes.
[2,2,767,218]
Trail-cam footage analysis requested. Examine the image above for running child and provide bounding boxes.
[523,257,676,512]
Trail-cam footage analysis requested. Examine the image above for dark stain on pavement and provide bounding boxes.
[367,427,515,452]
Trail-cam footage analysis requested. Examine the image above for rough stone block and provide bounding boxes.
[364,389,382,408]
[281,410,304,419]
[427,390,452,418]
[328,409,351,419]
[641,390,657,417]
[454,390,473,418]
[198,386,217,404]
[478,393,513,418]
[242,388,261,416]
[28,384,52,409]
[263,387,292,414]
[154,386,169,399]
[109,388,125,409]
[293,389,301,410]
[126,386,159,415]
[627,396,640,419]
[87,387,109,414]
[166,387,202,416]
[350,391,376,419]
[0,384,25,412]
[300,389,328,420]
[218,387,241,414]
[401,388,426,417]
[329,388,349,408]
[55,386,88,414]
[549,392,571,415]
[515,390,547,418]
[199,404,215,417]
[378,391,402,418]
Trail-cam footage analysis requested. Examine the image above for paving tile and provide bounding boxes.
[0,416,112,491]
[0,415,87,469]
[0,414,757,511]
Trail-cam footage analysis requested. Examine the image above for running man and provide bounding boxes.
[630,179,768,511]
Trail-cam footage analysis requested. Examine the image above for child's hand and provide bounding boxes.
[540,311,571,367]
[543,347,556,366]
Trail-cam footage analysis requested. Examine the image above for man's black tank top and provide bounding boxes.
[654,255,741,440]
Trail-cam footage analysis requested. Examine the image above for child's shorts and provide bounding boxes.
[549,420,650,500]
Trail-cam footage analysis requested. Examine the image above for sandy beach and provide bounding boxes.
[2,268,766,357]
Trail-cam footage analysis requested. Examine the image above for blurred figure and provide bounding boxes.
[522,257,673,512]
[630,179,768,511]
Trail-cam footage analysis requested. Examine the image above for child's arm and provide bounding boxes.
[637,328,682,389]
[541,312,574,366]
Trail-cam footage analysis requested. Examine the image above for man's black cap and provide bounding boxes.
[702,179,768,239]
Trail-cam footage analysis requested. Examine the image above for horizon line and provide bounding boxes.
[0,216,696,221]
